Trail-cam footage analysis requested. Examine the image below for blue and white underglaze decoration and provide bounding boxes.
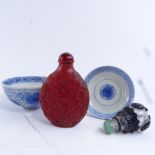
[2,76,46,109]
[85,66,135,119]
[100,84,116,100]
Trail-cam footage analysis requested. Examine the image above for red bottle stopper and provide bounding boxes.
[40,53,89,127]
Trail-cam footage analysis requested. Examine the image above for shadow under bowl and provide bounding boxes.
[2,76,46,110]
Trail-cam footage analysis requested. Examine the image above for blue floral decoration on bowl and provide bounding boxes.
[2,76,46,110]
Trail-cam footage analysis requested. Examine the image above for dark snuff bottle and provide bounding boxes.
[104,103,151,134]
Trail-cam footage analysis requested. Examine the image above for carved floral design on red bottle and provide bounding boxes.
[39,53,89,127]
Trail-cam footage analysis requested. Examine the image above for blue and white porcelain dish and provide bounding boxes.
[85,66,135,119]
[2,76,46,110]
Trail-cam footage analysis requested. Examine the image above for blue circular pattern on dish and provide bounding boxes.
[2,76,46,110]
[100,84,116,100]
[85,66,135,119]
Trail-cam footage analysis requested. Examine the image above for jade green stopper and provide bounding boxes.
[104,119,120,134]
[104,120,114,134]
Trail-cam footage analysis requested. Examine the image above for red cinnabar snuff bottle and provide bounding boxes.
[40,52,89,127]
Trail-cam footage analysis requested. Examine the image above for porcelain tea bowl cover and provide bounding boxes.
[85,66,135,119]
[2,76,46,110]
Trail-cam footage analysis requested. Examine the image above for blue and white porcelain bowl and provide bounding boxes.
[85,66,135,119]
[2,76,46,110]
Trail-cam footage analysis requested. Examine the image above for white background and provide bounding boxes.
[0,0,155,155]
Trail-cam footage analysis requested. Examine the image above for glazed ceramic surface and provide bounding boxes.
[2,76,46,109]
[85,66,135,119]
[40,53,89,127]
